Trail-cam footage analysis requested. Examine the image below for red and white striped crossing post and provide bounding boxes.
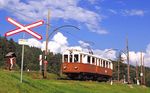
[5,17,44,83]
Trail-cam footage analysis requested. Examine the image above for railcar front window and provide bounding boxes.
[64,55,68,62]
[74,54,78,62]
[69,55,73,63]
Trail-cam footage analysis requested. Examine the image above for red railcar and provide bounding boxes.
[62,49,113,81]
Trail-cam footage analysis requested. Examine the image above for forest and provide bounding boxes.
[0,36,150,87]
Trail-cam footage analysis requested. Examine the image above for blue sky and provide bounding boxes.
[0,0,150,52]
[0,0,150,64]
[0,0,150,66]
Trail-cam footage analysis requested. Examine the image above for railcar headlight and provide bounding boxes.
[63,66,67,70]
[105,70,107,73]
[74,66,78,70]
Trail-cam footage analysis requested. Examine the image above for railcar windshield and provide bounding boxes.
[64,55,68,62]
[74,54,79,62]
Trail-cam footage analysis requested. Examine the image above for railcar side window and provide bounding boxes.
[103,61,105,68]
[106,61,108,68]
[102,60,104,67]
[92,57,95,64]
[74,54,78,62]
[64,55,68,62]
[87,56,90,63]
[80,54,82,63]
[69,55,73,63]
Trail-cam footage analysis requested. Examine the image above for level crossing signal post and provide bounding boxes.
[5,17,44,83]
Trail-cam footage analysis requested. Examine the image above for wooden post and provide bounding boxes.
[140,52,143,85]
[118,52,121,82]
[136,61,139,85]
[143,57,146,85]
[44,9,50,78]
[126,37,130,83]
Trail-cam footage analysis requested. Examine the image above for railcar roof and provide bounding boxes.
[63,49,111,62]
[80,52,111,62]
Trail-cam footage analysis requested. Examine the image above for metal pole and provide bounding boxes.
[20,33,25,83]
[20,44,24,83]
[140,52,143,85]
[126,37,130,83]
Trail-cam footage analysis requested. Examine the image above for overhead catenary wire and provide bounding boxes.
[48,25,80,40]
[65,31,95,54]
[2,4,94,53]
[65,31,95,46]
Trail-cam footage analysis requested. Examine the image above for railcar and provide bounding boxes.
[62,49,113,81]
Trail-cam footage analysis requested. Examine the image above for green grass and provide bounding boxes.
[0,70,149,93]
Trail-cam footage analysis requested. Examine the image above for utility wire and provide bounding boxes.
[65,31,95,54]
[66,31,95,46]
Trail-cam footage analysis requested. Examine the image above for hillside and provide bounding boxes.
[0,70,149,93]
[0,36,62,74]
[0,36,150,87]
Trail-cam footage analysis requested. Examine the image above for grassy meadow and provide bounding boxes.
[0,70,149,93]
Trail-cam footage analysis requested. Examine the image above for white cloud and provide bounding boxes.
[96,49,150,67]
[21,32,150,67]
[27,38,42,48]
[78,40,90,48]
[108,9,145,17]
[93,49,117,60]
[67,46,82,51]
[41,32,69,53]
[127,51,141,66]
[146,44,150,55]
[108,9,117,14]
[0,0,108,34]
[120,51,149,67]
[144,44,150,67]
[122,9,145,16]
[52,32,68,45]
[23,32,68,53]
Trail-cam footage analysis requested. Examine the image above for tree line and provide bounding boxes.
[0,36,150,86]
[0,36,62,75]
[112,60,150,87]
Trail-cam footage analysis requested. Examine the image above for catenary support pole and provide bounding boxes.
[126,37,130,84]
[44,9,50,78]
